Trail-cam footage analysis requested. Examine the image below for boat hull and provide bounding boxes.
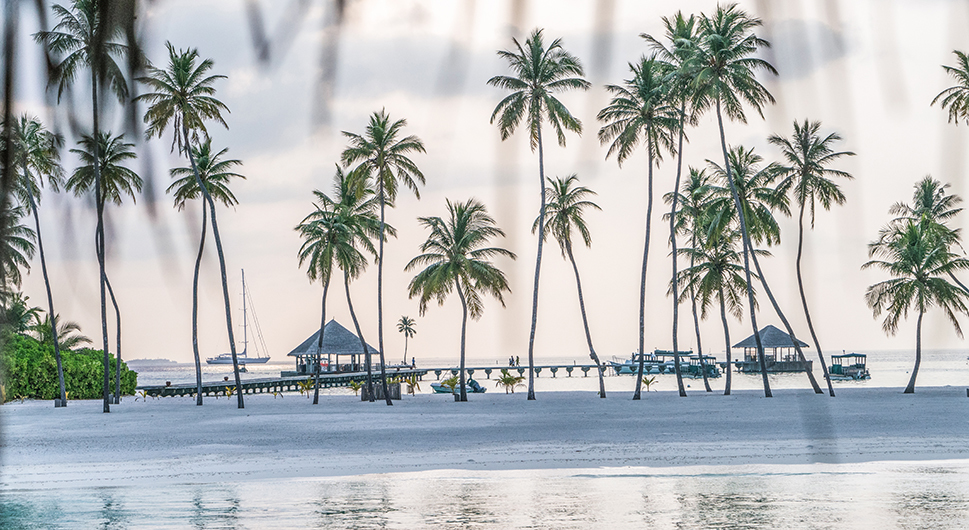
[205,355,270,365]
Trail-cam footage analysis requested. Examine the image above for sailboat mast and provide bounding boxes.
[242,269,248,357]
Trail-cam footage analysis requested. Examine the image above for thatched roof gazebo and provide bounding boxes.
[287,319,377,374]
[733,324,808,363]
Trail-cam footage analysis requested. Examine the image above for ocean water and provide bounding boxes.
[128,348,969,394]
[2,461,968,529]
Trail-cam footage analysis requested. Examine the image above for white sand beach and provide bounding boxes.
[3,386,968,490]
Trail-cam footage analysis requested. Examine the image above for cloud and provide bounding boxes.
[768,19,850,80]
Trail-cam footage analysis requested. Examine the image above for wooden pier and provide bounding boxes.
[136,369,429,398]
[425,365,603,380]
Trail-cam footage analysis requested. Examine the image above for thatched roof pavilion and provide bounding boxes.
[733,324,808,362]
[288,319,377,373]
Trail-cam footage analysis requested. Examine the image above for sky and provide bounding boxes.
[12,0,969,367]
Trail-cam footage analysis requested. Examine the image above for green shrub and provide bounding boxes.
[0,333,138,402]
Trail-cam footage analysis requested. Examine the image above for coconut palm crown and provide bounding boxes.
[932,50,969,125]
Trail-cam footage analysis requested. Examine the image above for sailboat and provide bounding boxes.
[206,270,270,365]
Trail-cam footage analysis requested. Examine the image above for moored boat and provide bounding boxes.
[829,353,870,380]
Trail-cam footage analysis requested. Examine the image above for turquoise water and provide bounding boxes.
[3,461,969,529]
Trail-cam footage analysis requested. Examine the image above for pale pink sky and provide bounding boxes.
[14,0,969,365]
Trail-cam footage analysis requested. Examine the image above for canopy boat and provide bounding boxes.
[829,353,870,381]
[206,270,270,365]
[607,349,694,376]
[431,378,486,394]
[685,355,721,378]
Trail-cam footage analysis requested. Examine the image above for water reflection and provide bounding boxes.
[2,462,969,528]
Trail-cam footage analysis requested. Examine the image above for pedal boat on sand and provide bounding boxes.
[431,378,487,394]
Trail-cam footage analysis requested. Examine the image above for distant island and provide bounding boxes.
[126,358,179,365]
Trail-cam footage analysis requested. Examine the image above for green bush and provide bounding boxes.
[0,333,138,402]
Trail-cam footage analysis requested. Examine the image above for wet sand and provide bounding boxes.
[2,386,968,489]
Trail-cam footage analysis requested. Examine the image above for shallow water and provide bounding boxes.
[129,348,969,394]
[2,461,968,529]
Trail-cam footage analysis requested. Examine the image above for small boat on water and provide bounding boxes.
[608,350,720,378]
[829,353,870,381]
[431,378,486,394]
[206,270,270,365]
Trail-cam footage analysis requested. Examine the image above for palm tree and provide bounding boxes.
[169,138,244,405]
[932,50,969,125]
[397,316,416,364]
[406,198,515,402]
[32,313,92,350]
[67,131,141,403]
[888,176,969,295]
[489,28,590,400]
[136,42,245,408]
[770,119,855,397]
[864,219,969,393]
[35,0,131,413]
[644,11,705,397]
[1,291,42,334]
[694,3,777,396]
[676,224,761,395]
[8,115,69,406]
[341,110,425,407]
[533,174,606,398]
[598,55,680,398]
[708,146,823,394]
[0,209,35,294]
[297,166,381,404]
[665,167,716,392]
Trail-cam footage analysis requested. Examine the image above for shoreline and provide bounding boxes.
[2,386,968,489]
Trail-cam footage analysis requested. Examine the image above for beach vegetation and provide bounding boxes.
[170,139,244,406]
[36,0,134,413]
[397,316,416,364]
[489,28,590,401]
[0,333,136,402]
[341,110,426,407]
[693,3,777,397]
[348,380,364,395]
[932,50,969,125]
[496,369,525,394]
[31,313,92,350]
[865,177,969,393]
[6,115,69,406]
[68,130,142,405]
[708,145,822,394]
[598,54,680,399]
[407,199,516,402]
[440,375,459,393]
[0,204,35,291]
[534,175,607,398]
[137,42,245,409]
[771,119,855,397]
[297,379,313,397]
[644,11,708,396]
[641,375,657,392]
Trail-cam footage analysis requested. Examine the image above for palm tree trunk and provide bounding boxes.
[565,241,605,398]
[455,276,469,402]
[689,235,705,387]
[191,206,207,405]
[715,98,771,398]
[312,275,330,405]
[182,124,243,408]
[403,335,408,365]
[375,179,392,406]
[344,270,372,399]
[719,287,733,396]
[106,274,121,403]
[634,138,655,400]
[93,71,110,413]
[23,167,66,407]
[904,309,923,394]
[526,124,547,401]
[746,244,823,393]
[795,201,835,396]
[669,102,695,396]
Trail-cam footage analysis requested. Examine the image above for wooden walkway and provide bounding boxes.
[425,365,603,380]
[136,369,429,398]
